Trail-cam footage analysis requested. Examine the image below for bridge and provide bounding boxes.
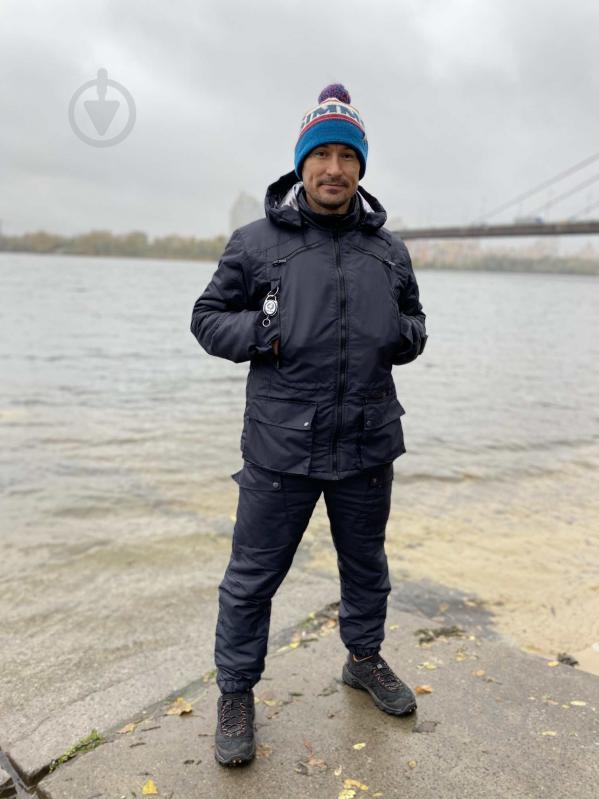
[396,220,599,240]
[394,150,599,240]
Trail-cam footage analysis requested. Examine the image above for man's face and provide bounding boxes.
[301,142,360,215]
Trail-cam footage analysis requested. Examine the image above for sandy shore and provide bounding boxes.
[300,456,599,676]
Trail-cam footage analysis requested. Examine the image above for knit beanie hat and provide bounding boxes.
[294,84,368,180]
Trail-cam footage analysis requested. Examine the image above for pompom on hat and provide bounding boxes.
[294,84,368,180]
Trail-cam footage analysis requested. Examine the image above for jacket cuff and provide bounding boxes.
[251,311,280,356]
[396,314,415,355]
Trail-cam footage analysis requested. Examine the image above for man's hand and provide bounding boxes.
[272,338,280,356]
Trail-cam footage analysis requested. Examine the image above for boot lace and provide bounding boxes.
[219,693,249,737]
[370,655,405,691]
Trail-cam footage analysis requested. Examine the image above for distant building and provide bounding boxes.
[230,192,262,233]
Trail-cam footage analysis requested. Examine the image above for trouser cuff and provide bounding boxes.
[348,646,381,659]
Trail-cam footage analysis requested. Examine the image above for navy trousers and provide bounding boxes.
[215,459,394,694]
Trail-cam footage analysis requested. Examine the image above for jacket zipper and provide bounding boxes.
[331,230,347,478]
[349,242,396,269]
[272,239,325,266]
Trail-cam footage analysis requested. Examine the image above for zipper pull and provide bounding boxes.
[272,258,287,266]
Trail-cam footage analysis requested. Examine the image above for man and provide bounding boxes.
[190,84,427,766]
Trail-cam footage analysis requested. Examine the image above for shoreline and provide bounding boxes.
[1,246,599,276]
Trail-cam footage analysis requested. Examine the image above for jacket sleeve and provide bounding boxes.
[392,240,428,366]
[190,229,280,363]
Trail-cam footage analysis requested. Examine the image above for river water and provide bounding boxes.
[1,252,598,675]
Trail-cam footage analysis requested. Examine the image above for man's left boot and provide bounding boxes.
[342,652,417,716]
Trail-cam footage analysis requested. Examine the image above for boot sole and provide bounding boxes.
[342,664,417,716]
[214,743,256,767]
[214,731,256,767]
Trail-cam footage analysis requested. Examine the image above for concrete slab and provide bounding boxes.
[1,568,338,782]
[37,603,599,799]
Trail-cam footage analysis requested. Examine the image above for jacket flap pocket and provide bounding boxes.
[231,464,281,491]
[248,397,317,430]
[364,397,405,430]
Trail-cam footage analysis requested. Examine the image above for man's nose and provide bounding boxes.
[325,154,343,175]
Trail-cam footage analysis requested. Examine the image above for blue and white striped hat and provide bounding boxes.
[294,84,368,180]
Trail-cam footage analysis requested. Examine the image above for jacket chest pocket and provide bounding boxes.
[359,397,406,469]
[265,241,329,359]
[349,244,402,326]
[242,396,318,475]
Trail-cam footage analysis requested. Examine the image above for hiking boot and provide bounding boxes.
[342,652,417,715]
[214,689,256,766]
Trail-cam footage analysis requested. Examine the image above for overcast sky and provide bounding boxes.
[1,0,598,238]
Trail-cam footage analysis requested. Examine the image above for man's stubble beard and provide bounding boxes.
[310,188,354,214]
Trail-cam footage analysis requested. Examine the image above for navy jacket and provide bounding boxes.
[190,170,427,479]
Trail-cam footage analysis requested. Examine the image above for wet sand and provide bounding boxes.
[299,454,599,676]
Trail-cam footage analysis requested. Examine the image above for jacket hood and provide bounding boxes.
[264,169,387,232]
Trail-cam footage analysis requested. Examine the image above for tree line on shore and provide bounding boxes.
[1,229,598,274]
[0,230,227,260]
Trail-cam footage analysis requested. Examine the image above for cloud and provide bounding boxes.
[1,0,597,236]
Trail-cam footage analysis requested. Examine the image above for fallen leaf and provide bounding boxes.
[289,641,300,649]
[166,697,192,716]
[415,685,433,694]
[344,778,369,790]
[389,624,399,631]
[334,765,343,776]
[262,699,281,707]
[408,759,417,768]
[142,779,158,795]
[352,742,366,750]
[372,794,384,798]
[472,669,486,678]
[541,730,557,736]
[547,661,560,667]
[570,700,587,707]
[296,741,328,775]
[338,791,356,799]
[256,743,273,759]
[320,618,337,632]
[117,722,137,734]
[417,661,438,671]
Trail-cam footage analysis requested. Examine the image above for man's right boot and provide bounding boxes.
[214,689,256,766]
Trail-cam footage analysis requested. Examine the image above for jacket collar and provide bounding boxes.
[264,169,388,233]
